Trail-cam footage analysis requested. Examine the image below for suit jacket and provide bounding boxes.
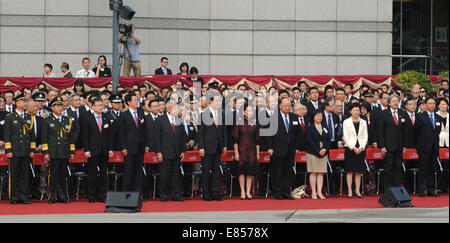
[342,118,368,149]
[269,111,301,158]
[104,109,122,151]
[0,111,7,140]
[403,111,418,149]
[155,67,172,75]
[305,124,330,158]
[118,109,146,155]
[30,115,43,147]
[295,116,309,151]
[182,120,198,150]
[376,109,406,152]
[64,71,73,78]
[306,100,322,120]
[257,109,275,151]
[198,108,227,155]
[65,107,82,149]
[144,113,158,152]
[322,112,341,142]
[154,114,186,160]
[81,112,111,157]
[414,112,442,154]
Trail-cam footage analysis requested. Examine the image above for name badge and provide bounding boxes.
[190,127,194,131]
[50,123,55,128]
[401,118,405,123]
[72,118,75,121]
[335,124,338,129]
[323,128,328,133]
[141,119,144,124]
[0,120,4,125]
[436,122,441,126]
[12,120,18,125]
[293,121,298,126]
[104,124,109,129]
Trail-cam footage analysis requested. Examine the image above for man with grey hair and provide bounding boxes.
[27,99,45,199]
[377,94,407,192]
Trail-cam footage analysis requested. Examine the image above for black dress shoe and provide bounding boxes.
[88,199,96,203]
[428,191,440,197]
[419,192,426,197]
[203,196,212,201]
[212,196,222,201]
[48,199,57,204]
[172,197,184,202]
[22,200,32,204]
[60,199,70,203]
[96,198,105,203]
[11,200,19,205]
[275,196,283,200]
[160,197,168,202]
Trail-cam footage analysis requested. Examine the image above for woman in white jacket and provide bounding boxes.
[437,98,449,148]
[343,103,368,199]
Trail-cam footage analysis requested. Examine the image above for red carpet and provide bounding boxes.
[0,194,448,216]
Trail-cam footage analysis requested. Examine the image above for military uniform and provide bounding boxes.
[41,97,77,203]
[4,94,36,204]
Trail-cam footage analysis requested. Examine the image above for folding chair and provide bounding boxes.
[0,154,9,200]
[69,150,89,200]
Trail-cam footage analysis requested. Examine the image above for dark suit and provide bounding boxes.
[65,107,82,149]
[306,100,322,121]
[414,112,442,194]
[81,112,111,201]
[257,109,275,196]
[29,115,44,199]
[181,119,198,196]
[64,71,73,78]
[305,124,331,158]
[155,67,172,75]
[377,109,406,191]
[154,114,186,199]
[322,111,341,149]
[119,109,146,192]
[268,111,301,198]
[198,108,227,200]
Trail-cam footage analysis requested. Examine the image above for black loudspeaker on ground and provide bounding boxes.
[378,187,414,207]
[105,191,142,213]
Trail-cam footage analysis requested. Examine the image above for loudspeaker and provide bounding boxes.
[378,187,414,207]
[119,6,136,20]
[105,191,142,213]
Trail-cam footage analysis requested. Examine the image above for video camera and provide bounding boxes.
[119,23,133,42]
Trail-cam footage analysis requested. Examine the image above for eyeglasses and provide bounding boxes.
[420,91,426,93]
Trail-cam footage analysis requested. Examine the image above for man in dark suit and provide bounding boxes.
[178,104,198,197]
[402,96,419,193]
[414,97,441,197]
[322,99,341,149]
[268,98,301,200]
[154,57,172,75]
[198,91,227,201]
[81,97,112,203]
[377,94,406,192]
[306,87,322,121]
[293,102,309,187]
[119,93,146,193]
[61,62,72,77]
[154,101,186,202]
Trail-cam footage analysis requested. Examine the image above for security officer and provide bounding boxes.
[41,96,76,203]
[33,92,51,118]
[4,93,36,204]
[105,93,124,191]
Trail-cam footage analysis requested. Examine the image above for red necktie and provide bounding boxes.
[171,117,176,133]
[393,110,398,126]
[300,117,305,132]
[133,111,138,127]
[411,114,415,126]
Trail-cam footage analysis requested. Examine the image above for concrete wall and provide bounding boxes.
[0,0,393,77]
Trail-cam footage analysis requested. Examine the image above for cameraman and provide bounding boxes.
[119,24,142,77]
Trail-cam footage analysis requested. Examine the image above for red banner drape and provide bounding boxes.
[0,75,441,93]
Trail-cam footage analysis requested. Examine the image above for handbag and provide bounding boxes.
[291,185,308,199]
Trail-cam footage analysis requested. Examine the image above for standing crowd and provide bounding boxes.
[0,72,448,204]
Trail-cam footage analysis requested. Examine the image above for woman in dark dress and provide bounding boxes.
[93,55,112,77]
[343,103,368,198]
[360,101,377,147]
[233,102,260,200]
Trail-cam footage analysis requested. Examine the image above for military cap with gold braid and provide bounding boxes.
[49,96,64,107]
[12,93,27,102]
